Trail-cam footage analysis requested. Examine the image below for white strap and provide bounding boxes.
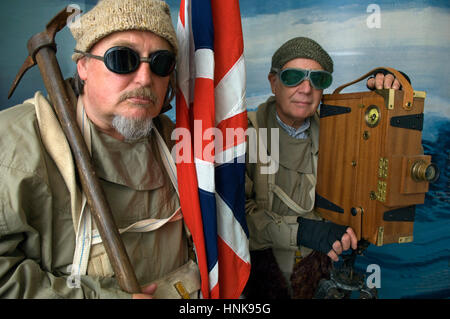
[32,92,90,276]
[34,93,183,277]
[71,196,92,276]
[154,128,179,195]
[71,98,93,276]
[261,137,315,215]
[79,126,182,245]
[71,101,181,276]
[91,207,183,245]
[269,178,315,215]
[255,117,316,215]
[31,92,81,234]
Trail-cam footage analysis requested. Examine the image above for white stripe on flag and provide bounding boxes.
[209,262,219,292]
[216,194,251,264]
[195,49,215,79]
[215,54,246,124]
[194,157,215,193]
[176,16,194,106]
[215,142,246,166]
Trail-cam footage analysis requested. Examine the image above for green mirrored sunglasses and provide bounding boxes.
[272,67,333,90]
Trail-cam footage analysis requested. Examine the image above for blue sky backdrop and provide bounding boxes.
[1,0,449,120]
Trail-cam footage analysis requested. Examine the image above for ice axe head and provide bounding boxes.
[8,6,80,99]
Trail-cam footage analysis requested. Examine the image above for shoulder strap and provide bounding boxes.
[32,90,82,233]
[89,127,184,246]
[248,110,316,215]
[247,111,275,210]
[153,127,179,196]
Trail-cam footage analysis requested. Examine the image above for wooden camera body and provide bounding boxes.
[315,67,437,246]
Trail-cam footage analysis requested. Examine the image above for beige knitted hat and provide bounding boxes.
[70,0,178,62]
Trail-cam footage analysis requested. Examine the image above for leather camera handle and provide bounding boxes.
[332,67,414,110]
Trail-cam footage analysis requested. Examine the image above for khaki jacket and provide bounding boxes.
[0,90,189,298]
[245,96,322,281]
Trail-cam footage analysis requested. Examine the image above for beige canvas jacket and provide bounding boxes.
[0,90,189,298]
[245,96,322,280]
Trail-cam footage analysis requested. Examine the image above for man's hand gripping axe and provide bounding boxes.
[8,7,141,294]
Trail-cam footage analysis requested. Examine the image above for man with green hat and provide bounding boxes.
[244,37,401,298]
[0,0,198,299]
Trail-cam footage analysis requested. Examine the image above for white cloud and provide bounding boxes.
[242,6,450,54]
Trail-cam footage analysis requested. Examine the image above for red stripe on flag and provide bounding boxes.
[211,0,244,85]
[210,281,220,299]
[217,237,251,298]
[175,91,210,299]
[179,0,186,27]
[216,111,248,153]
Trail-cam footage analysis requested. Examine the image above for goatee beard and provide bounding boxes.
[111,115,154,142]
[112,86,158,141]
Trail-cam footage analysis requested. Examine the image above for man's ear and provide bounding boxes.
[77,58,89,81]
[268,72,278,95]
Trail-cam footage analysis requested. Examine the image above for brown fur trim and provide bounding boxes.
[290,250,331,299]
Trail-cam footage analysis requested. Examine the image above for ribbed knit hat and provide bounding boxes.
[70,0,178,62]
[271,37,333,73]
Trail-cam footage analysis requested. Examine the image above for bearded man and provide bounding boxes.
[0,0,198,299]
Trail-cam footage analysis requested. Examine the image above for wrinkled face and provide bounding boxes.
[268,58,324,128]
[77,30,172,140]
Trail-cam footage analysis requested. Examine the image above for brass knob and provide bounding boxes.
[411,160,439,182]
[365,105,380,128]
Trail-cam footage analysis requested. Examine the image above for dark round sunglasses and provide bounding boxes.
[272,67,333,90]
[74,46,176,77]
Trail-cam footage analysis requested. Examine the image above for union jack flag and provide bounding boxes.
[175,0,250,298]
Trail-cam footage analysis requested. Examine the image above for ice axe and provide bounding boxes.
[8,7,141,294]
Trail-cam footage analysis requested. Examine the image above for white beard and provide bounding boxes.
[111,115,154,142]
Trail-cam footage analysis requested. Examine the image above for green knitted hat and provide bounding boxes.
[271,37,333,73]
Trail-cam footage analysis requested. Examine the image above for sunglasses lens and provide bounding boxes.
[280,69,307,87]
[310,71,332,89]
[103,47,175,76]
[104,47,139,74]
[280,69,306,86]
[150,51,175,77]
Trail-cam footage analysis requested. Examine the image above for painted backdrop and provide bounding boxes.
[0,0,448,298]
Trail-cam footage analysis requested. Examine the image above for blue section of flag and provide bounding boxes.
[198,188,218,272]
[191,0,214,50]
[215,157,250,237]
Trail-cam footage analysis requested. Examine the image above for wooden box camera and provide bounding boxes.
[315,68,438,246]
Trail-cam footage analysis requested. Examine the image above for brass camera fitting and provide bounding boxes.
[411,160,439,183]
